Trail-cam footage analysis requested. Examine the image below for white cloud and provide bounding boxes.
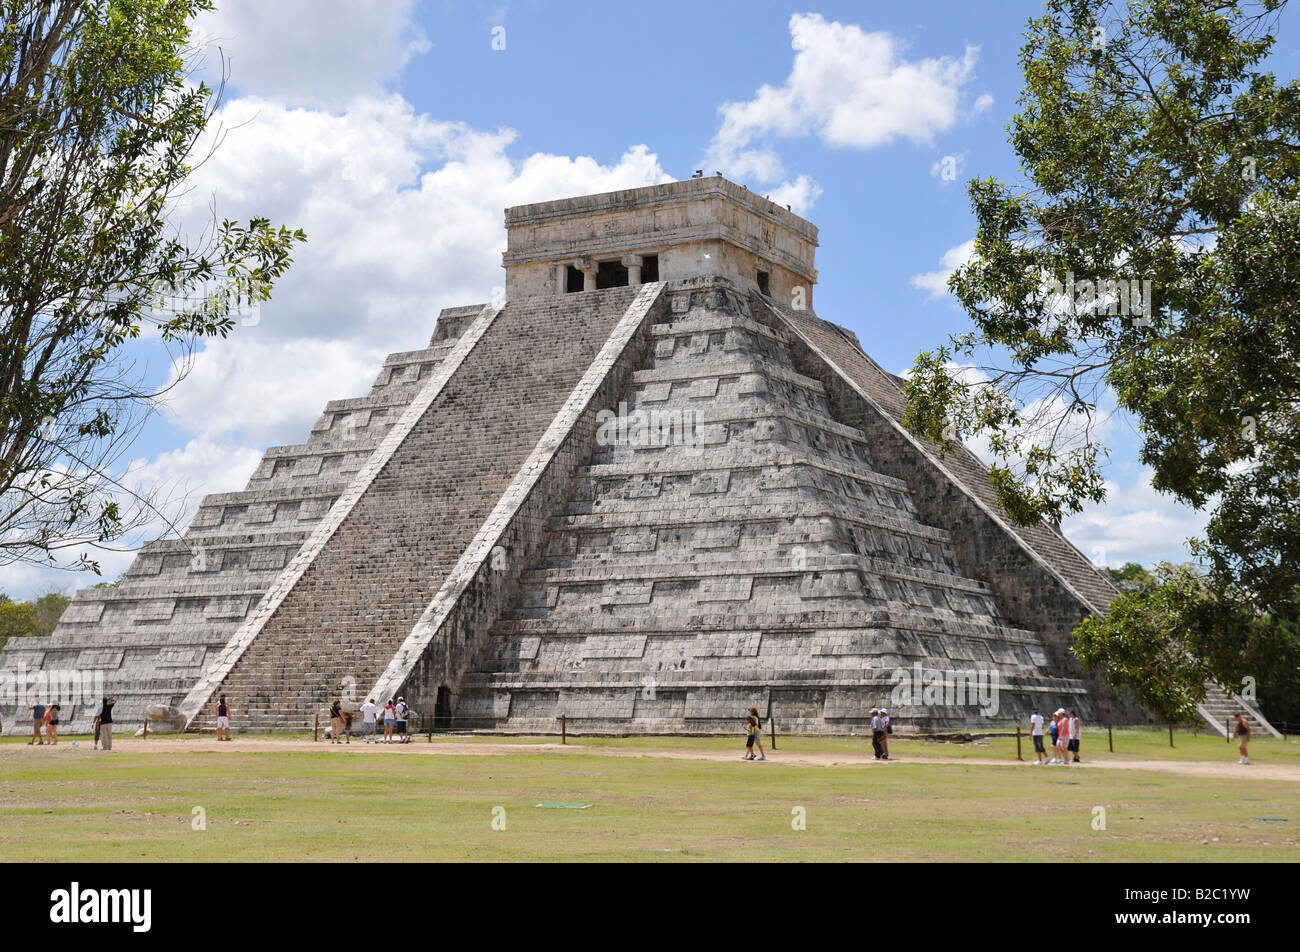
[164,94,670,449]
[1063,469,1209,567]
[0,75,670,602]
[766,175,823,215]
[193,0,429,108]
[120,438,265,534]
[162,337,385,447]
[704,13,982,183]
[0,439,263,598]
[910,239,976,298]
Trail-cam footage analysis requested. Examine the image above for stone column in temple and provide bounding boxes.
[555,262,568,296]
[621,253,643,286]
[575,257,598,292]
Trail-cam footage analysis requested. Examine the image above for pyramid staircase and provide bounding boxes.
[1197,682,1282,738]
[180,286,648,732]
[0,306,480,733]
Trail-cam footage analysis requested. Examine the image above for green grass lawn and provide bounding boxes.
[1,734,1296,861]
[414,727,1300,765]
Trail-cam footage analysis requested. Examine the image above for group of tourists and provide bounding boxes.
[332,696,413,744]
[25,701,61,745]
[1028,707,1081,764]
[18,697,116,750]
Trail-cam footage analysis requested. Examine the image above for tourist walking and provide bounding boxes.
[869,708,886,759]
[1029,708,1047,764]
[383,698,396,743]
[360,697,377,742]
[1068,710,1081,763]
[1234,713,1251,765]
[742,706,766,761]
[342,709,354,743]
[880,707,891,758]
[93,696,116,751]
[329,698,344,744]
[215,695,232,741]
[28,700,45,745]
[45,704,59,745]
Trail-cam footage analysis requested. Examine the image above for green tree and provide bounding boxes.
[32,589,70,634]
[903,0,1300,719]
[0,595,39,650]
[0,0,305,574]
[1107,561,1158,594]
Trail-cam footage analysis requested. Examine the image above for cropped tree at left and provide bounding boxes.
[0,0,305,573]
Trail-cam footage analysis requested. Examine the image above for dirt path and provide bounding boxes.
[3,736,1296,782]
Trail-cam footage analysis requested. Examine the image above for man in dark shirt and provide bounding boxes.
[93,697,116,751]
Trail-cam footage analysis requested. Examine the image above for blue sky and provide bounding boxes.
[6,0,1293,599]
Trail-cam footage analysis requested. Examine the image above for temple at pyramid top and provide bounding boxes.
[502,176,819,304]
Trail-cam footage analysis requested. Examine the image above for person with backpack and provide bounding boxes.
[329,698,344,744]
[880,707,892,758]
[395,697,410,743]
[28,700,46,745]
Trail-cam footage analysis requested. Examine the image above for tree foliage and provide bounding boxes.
[0,587,69,649]
[0,0,305,573]
[903,0,1300,717]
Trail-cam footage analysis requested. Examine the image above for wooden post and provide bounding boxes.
[1108,725,1113,753]
[560,714,567,744]
[769,711,776,751]
[1016,724,1022,761]
[1168,724,1175,748]
[313,712,319,743]
[142,719,148,739]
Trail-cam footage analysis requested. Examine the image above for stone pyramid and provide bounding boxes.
[0,177,1146,735]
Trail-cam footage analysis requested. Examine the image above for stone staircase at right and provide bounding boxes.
[1197,682,1282,738]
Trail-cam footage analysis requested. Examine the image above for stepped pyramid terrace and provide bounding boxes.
[9,175,1276,737]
